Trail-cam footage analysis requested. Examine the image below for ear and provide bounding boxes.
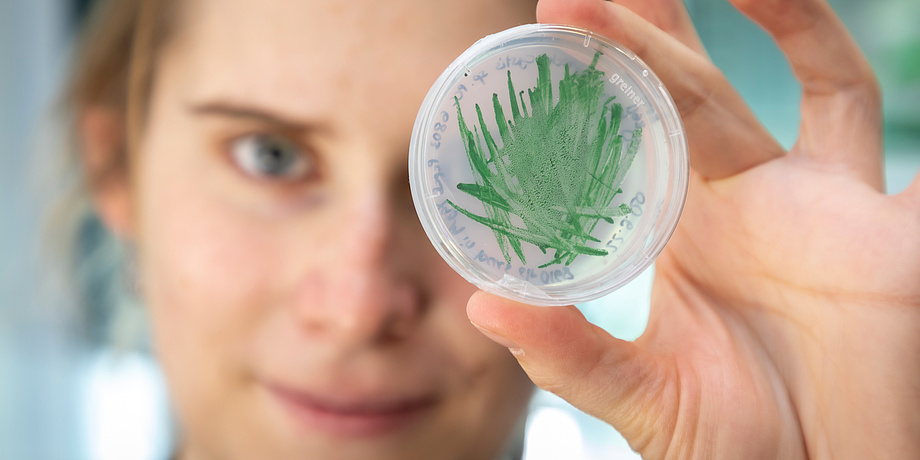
[79,106,135,238]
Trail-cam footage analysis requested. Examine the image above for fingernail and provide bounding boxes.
[470,321,523,352]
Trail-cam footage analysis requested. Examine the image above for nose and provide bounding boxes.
[294,187,425,348]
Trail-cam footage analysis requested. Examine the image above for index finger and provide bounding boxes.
[538,0,786,180]
[610,0,708,55]
[540,0,707,55]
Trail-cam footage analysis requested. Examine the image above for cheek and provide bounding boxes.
[133,129,292,433]
[409,219,526,389]
[142,190,267,353]
[423,263,529,403]
[428,310,533,455]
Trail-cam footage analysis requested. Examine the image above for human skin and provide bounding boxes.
[90,1,540,459]
[469,0,920,459]
[83,0,920,458]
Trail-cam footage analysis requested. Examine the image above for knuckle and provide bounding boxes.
[859,70,882,106]
[523,365,572,396]
[836,69,882,111]
[646,0,691,34]
[675,63,722,120]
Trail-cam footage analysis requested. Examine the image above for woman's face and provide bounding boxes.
[130,0,535,458]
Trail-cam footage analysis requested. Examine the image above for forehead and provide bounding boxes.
[166,0,535,130]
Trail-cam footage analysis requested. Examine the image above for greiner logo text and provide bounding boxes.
[609,74,645,107]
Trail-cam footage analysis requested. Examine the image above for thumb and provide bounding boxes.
[467,291,677,447]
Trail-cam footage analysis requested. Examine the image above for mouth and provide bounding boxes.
[263,381,440,437]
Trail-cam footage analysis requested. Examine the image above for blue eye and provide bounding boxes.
[230,134,311,180]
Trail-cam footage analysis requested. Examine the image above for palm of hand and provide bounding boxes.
[639,159,920,458]
[467,0,920,458]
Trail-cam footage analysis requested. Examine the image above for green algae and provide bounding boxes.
[447,52,642,268]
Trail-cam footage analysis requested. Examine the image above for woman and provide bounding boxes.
[69,0,920,458]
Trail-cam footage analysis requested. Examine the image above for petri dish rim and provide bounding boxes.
[410,23,688,306]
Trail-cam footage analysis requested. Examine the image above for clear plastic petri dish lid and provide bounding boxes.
[410,24,688,306]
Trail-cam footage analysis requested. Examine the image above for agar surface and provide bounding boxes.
[448,52,642,268]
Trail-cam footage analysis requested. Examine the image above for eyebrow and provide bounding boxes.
[189,101,322,133]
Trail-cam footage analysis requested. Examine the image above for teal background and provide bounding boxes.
[1,1,918,459]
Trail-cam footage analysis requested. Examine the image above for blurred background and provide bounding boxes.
[1,0,918,459]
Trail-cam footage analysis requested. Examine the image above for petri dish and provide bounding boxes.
[409,24,688,306]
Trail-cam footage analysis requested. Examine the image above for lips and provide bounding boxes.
[264,381,439,437]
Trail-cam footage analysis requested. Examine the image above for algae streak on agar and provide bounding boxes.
[447,52,643,269]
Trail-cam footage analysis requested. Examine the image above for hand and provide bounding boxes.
[467,0,920,458]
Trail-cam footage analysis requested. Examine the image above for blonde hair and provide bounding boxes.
[69,0,177,184]
[57,0,178,347]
